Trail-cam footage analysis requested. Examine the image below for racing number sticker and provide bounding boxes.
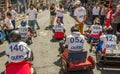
[70,37,83,43]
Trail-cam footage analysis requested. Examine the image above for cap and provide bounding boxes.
[75,0,81,5]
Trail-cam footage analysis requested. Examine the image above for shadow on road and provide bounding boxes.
[54,57,61,67]
[0,51,5,57]
[96,63,120,74]
[54,58,94,74]
[59,69,94,74]
[101,69,120,74]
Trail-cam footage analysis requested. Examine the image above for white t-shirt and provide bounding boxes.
[92,6,100,15]
[56,8,64,17]
[4,18,14,30]
[27,8,37,20]
[90,24,102,35]
[6,42,31,63]
[74,7,86,23]
[100,34,118,50]
[18,25,29,37]
[7,10,17,20]
[53,23,64,32]
[65,33,85,51]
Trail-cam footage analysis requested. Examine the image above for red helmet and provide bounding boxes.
[56,18,61,22]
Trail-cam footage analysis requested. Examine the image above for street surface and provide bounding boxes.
[0,10,120,74]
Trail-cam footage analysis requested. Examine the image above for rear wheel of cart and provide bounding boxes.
[61,58,68,74]
[96,51,102,67]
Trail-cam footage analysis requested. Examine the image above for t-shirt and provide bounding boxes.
[18,25,29,37]
[7,10,17,20]
[27,8,37,20]
[90,25,102,35]
[65,33,85,51]
[4,18,14,30]
[53,23,64,32]
[50,7,56,16]
[92,7,100,15]
[74,7,86,23]
[106,10,112,20]
[100,34,118,50]
[6,42,31,63]
[56,8,64,17]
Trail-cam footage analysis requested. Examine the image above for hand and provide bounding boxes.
[79,21,83,24]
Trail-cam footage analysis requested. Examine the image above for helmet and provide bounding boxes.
[9,30,21,42]
[21,20,27,26]
[71,26,79,32]
[56,18,61,23]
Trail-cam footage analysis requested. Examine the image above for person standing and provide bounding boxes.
[33,5,40,30]
[0,11,2,20]
[105,6,113,28]
[27,4,37,37]
[92,3,100,24]
[48,3,56,29]
[74,0,87,35]
[3,12,14,43]
[100,4,106,26]
[6,6,17,29]
[112,5,120,34]
[56,4,64,23]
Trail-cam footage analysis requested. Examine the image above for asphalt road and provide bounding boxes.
[0,10,120,74]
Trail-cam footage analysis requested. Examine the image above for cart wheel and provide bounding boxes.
[61,58,68,74]
[51,36,56,42]
[95,44,97,50]
[88,56,95,69]
[96,51,102,67]
[90,42,93,52]
[59,40,65,53]
[64,35,66,42]
[33,68,37,74]
[0,39,4,44]
[87,39,91,44]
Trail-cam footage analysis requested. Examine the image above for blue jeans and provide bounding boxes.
[96,41,103,52]
[28,20,36,31]
[35,19,40,28]
[100,15,105,26]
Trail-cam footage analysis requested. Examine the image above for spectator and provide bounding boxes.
[105,6,113,28]
[100,4,106,26]
[56,4,64,23]
[3,12,14,43]
[109,0,113,7]
[0,11,2,19]
[27,4,37,37]
[74,0,87,35]
[6,6,17,29]
[47,3,56,30]
[112,5,120,34]
[33,5,40,30]
[92,3,100,24]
